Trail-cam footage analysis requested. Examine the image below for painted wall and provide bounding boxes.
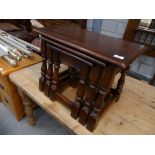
[86,19,155,83]
[87,19,128,38]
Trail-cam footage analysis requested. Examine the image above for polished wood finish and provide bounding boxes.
[44,45,53,96]
[87,65,117,131]
[49,50,61,101]
[0,53,42,120]
[9,63,155,134]
[71,65,90,119]
[35,25,146,131]
[115,67,130,101]
[39,40,47,91]
[79,64,101,124]
[35,25,146,69]
[150,74,155,85]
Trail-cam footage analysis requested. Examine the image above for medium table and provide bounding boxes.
[35,25,146,131]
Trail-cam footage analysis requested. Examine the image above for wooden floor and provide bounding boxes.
[9,63,155,135]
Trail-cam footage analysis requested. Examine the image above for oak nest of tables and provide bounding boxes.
[34,25,148,131]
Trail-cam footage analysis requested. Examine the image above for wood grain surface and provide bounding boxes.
[35,25,147,69]
[9,63,155,134]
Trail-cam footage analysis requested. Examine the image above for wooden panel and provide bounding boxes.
[1,93,14,112]
[1,76,24,120]
[0,75,7,92]
[9,63,155,134]
[123,19,141,41]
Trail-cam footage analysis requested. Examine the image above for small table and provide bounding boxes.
[35,25,146,131]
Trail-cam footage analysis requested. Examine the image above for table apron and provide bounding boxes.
[41,36,106,67]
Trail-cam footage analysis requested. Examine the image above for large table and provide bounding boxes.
[9,63,155,134]
[35,25,146,131]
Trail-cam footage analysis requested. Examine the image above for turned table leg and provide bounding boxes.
[86,65,116,131]
[71,66,89,119]
[19,90,35,126]
[39,40,47,92]
[115,68,128,102]
[44,46,53,96]
[69,67,78,87]
[150,73,155,85]
[79,65,101,125]
[49,52,60,101]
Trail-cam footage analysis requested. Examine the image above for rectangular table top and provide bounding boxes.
[9,63,155,135]
[35,25,146,69]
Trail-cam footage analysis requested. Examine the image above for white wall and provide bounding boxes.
[87,19,128,38]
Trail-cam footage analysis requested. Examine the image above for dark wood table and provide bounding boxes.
[35,25,146,131]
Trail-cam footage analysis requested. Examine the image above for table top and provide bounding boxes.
[9,63,155,135]
[35,25,146,69]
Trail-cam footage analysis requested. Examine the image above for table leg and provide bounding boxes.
[39,40,47,92]
[150,73,155,85]
[39,59,47,92]
[19,91,35,126]
[69,67,78,87]
[115,69,128,102]
[79,65,101,125]
[86,65,116,131]
[71,66,89,119]
[49,52,60,101]
[44,46,53,96]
